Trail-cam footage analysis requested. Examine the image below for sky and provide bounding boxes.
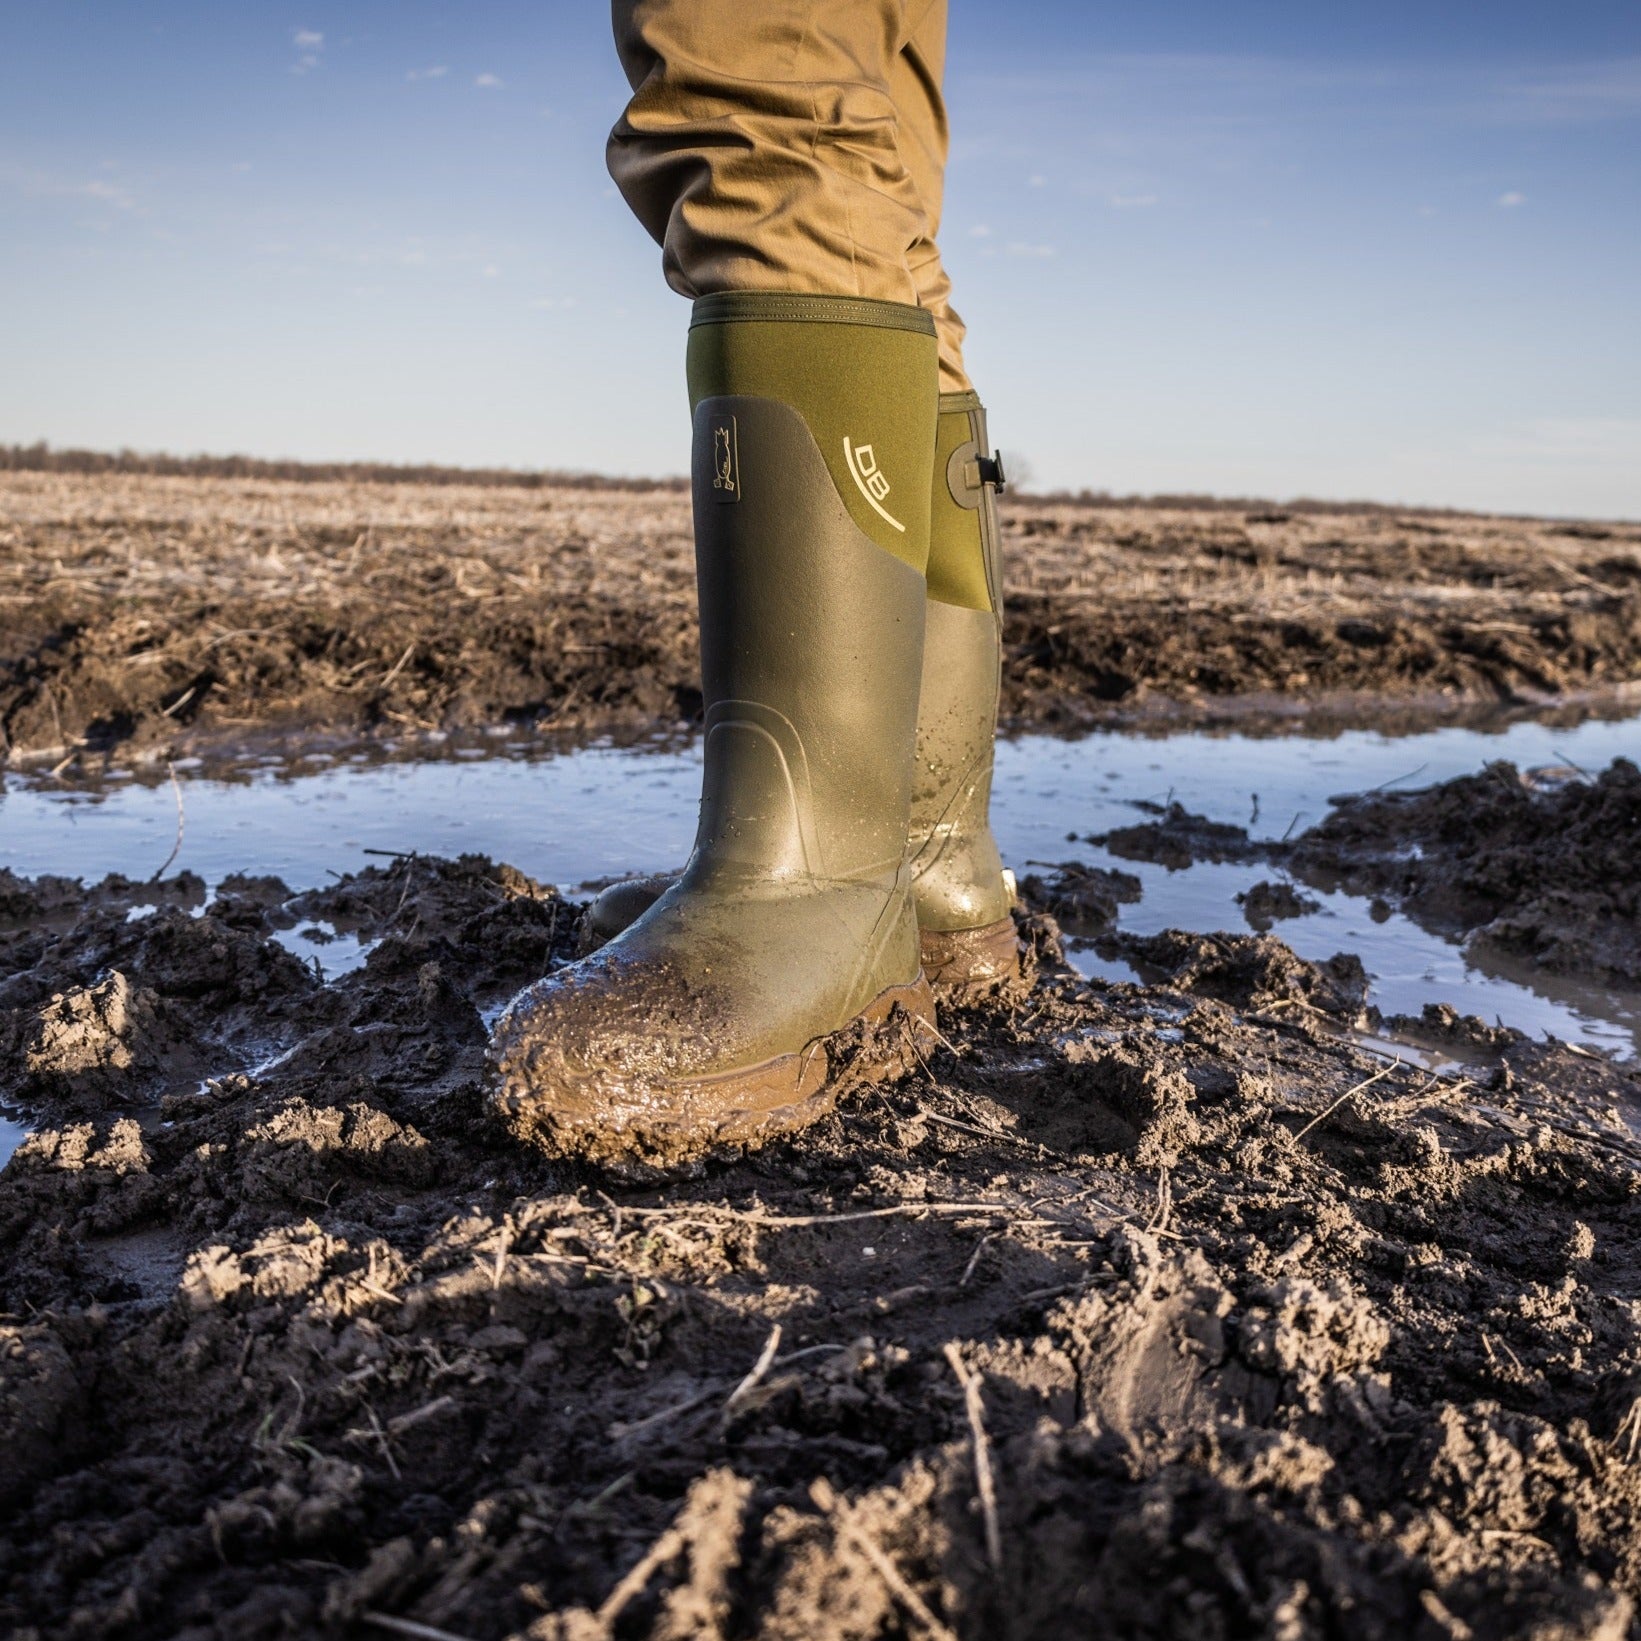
[1,2,1638,516]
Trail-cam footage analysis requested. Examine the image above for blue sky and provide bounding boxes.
[2,2,1637,515]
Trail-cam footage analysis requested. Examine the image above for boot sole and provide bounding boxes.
[496,973,937,1167]
[919,917,1024,994]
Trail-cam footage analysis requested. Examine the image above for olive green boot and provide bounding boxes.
[581,392,1020,992]
[490,294,939,1161]
[912,391,1019,990]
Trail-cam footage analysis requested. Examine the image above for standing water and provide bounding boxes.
[2,705,1638,1167]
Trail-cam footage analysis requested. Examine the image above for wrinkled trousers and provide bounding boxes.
[608,0,969,391]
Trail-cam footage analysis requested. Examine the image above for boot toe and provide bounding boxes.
[487,919,934,1164]
[489,948,726,1140]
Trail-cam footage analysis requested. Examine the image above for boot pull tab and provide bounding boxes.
[947,443,1008,509]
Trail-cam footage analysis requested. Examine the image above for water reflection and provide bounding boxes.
[3,707,1638,1075]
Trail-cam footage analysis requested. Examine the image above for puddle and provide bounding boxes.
[1,706,1638,1171]
[269,920,373,983]
[1,1108,29,1163]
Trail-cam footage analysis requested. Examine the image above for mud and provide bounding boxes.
[5,851,1641,1640]
[1076,756,1641,995]
[5,471,1640,768]
[1285,758,1641,987]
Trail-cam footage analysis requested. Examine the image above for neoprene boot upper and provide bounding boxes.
[580,390,1018,987]
[909,392,1015,979]
[489,294,939,1160]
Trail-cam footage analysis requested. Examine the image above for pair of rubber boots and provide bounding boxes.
[489,293,1015,1163]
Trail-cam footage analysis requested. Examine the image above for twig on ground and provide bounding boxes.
[158,683,197,720]
[381,641,416,687]
[364,1614,475,1641]
[1147,1168,1173,1236]
[1367,762,1428,793]
[609,1388,716,1443]
[362,1403,401,1479]
[1293,1059,1399,1141]
[565,1471,633,1517]
[721,1323,782,1424]
[1614,1397,1641,1462]
[943,1343,1002,1574]
[917,1017,964,1059]
[775,1343,849,1366]
[960,1233,997,1287]
[916,1104,1027,1147]
[811,1478,959,1641]
[148,762,186,882]
[362,1615,476,1641]
[387,1395,455,1436]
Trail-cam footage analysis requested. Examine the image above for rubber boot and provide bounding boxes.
[490,294,940,1162]
[911,391,1019,990]
[581,393,1020,992]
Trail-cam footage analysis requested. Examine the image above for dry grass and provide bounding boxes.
[2,470,1638,762]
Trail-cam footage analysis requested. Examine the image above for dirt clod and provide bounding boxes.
[1285,757,1641,983]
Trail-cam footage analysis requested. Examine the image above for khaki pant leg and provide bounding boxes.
[890,1,969,391]
[608,0,937,312]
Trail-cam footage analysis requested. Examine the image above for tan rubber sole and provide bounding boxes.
[918,916,1023,994]
[496,974,938,1167]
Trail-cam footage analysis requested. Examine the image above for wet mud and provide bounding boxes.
[5,854,1641,1639]
[1285,758,1641,987]
[1083,757,1641,992]
[5,471,1640,768]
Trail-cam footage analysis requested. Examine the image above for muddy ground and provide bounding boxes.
[1072,757,1641,989]
[6,466,1641,1638]
[4,834,1641,1640]
[4,470,1641,768]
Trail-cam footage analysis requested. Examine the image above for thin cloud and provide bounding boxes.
[407,66,449,82]
[987,52,1641,138]
[1479,56,1641,127]
[1108,193,1158,208]
[1497,190,1527,208]
[291,27,323,74]
[968,223,992,237]
[80,179,135,208]
[474,72,504,89]
[0,163,137,211]
[1005,241,1056,258]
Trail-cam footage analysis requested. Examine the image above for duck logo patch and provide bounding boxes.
[711,416,739,502]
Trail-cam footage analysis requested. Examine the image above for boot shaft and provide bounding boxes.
[683,294,939,885]
[909,391,1012,931]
